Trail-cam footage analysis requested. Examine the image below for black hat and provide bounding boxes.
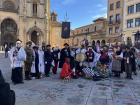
[46,44,51,47]
[26,41,32,45]
[33,45,39,49]
[64,43,69,46]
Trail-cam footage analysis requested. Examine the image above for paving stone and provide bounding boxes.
[1,53,140,105]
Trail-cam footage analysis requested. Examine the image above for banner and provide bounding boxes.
[61,22,70,39]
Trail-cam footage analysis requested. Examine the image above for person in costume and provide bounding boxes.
[60,58,73,79]
[123,46,133,79]
[75,44,87,77]
[59,43,71,68]
[52,47,60,74]
[24,41,34,80]
[31,46,40,79]
[9,40,26,84]
[130,47,137,75]
[38,46,45,76]
[112,46,123,77]
[85,46,94,68]
[44,45,53,77]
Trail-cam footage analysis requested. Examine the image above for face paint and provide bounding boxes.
[16,41,22,48]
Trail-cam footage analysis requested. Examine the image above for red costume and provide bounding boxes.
[60,62,72,79]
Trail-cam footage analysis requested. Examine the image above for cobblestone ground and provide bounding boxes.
[0,53,140,105]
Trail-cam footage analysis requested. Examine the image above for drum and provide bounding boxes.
[76,53,86,62]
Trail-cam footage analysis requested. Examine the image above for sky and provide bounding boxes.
[50,0,107,29]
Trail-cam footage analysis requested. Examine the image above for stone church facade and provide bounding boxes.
[0,0,50,47]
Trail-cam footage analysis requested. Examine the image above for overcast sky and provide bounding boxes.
[50,0,107,29]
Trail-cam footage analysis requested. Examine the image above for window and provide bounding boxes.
[135,18,140,27]
[109,16,113,24]
[94,26,96,32]
[3,1,15,11]
[115,27,119,33]
[116,14,120,23]
[109,27,113,34]
[33,3,37,16]
[127,19,133,28]
[128,5,134,14]
[116,1,120,9]
[110,3,114,11]
[136,3,140,12]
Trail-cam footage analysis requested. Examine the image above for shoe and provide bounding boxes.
[46,74,50,77]
[134,72,137,75]
[20,81,24,84]
[25,77,32,80]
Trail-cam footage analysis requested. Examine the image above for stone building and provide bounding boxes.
[69,17,107,47]
[0,0,50,47]
[50,12,65,48]
[107,0,124,43]
[123,0,140,46]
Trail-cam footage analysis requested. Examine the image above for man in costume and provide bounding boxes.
[59,43,71,68]
[31,46,40,79]
[9,40,26,84]
[44,45,53,77]
[52,47,60,74]
[85,46,94,68]
[24,41,34,80]
[124,46,133,79]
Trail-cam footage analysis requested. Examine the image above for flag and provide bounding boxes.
[61,22,70,39]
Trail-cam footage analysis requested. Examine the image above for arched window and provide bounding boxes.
[3,1,15,11]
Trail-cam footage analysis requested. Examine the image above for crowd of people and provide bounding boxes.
[7,39,140,85]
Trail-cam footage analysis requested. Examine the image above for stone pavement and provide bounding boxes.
[0,53,140,105]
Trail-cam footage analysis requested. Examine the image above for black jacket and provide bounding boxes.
[44,50,53,64]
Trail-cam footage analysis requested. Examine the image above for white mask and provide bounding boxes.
[16,41,22,48]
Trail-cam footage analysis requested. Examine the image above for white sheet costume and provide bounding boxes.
[31,48,44,75]
[9,42,26,84]
[38,49,45,74]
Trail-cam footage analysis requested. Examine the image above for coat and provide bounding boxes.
[59,48,71,68]
[24,47,34,63]
[9,47,26,68]
[44,50,53,64]
[60,63,72,79]
[38,50,45,73]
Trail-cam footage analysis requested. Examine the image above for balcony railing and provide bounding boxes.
[108,20,121,25]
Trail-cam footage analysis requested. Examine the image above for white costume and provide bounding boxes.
[38,50,45,73]
[93,51,101,67]
[9,47,26,68]
[76,48,87,54]
[9,42,26,84]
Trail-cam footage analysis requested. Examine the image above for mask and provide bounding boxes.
[16,41,21,48]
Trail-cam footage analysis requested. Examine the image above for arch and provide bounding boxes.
[31,31,39,44]
[101,40,106,46]
[3,0,15,11]
[92,40,95,45]
[1,18,17,46]
[27,26,43,36]
[27,26,43,45]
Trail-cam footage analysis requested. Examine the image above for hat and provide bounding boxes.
[64,43,69,46]
[26,41,32,45]
[33,45,39,49]
[46,44,51,47]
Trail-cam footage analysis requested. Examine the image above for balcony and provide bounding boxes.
[108,20,121,26]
